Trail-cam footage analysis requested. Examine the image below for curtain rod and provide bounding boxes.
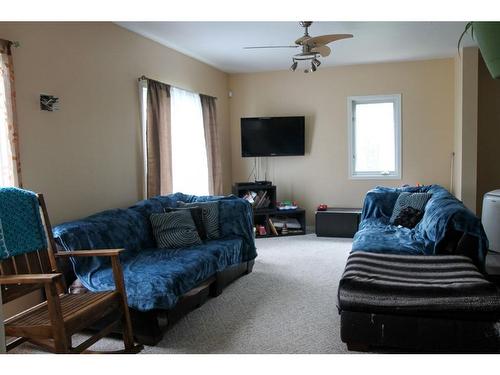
[138,75,217,100]
[0,40,20,49]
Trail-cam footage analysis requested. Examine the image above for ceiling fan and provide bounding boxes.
[244,21,353,73]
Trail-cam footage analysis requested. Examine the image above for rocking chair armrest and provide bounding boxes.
[55,249,128,300]
[55,249,125,258]
[0,273,63,285]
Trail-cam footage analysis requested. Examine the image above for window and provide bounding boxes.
[170,87,209,196]
[0,45,20,187]
[139,83,209,196]
[347,94,401,179]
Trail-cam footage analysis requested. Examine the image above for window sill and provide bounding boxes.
[349,174,401,180]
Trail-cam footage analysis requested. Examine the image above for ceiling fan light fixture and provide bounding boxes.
[244,21,353,74]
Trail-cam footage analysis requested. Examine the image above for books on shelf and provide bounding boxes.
[235,182,305,238]
[242,190,271,210]
[285,218,301,229]
[267,217,303,236]
[269,217,301,229]
[268,218,279,236]
[271,218,284,229]
[242,190,257,204]
[255,224,267,236]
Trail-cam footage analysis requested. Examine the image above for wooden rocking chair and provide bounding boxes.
[0,190,143,353]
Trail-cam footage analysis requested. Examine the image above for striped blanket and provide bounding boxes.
[338,252,500,317]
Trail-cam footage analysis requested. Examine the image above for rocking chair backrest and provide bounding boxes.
[0,188,61,304]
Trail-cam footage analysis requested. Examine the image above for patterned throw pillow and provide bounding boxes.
[164,206,207,241]
[392,206,424,229]
[177,201,220,240]
[150,210,202,249]
[390,192,432,224]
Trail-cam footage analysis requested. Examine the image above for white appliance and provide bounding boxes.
[482,190,500,253]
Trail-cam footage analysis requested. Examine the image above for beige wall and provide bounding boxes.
[458,47,479,213]
[229,59,455,225]
[477,52,500,214]
[0,22,231,225]
[453,47,478,212]
[453,53,463,199]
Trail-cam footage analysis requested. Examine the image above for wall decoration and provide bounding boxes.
[40,94,59,111]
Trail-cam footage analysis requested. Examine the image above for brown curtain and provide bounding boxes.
[0,39,21,187]
[146,79,172,197]
[200,95,223,195]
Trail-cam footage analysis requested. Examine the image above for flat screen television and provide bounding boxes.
[241,116,305,157]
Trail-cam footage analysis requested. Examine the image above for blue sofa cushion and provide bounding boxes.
[353,185,488,267]
[353,218,429,255]
[156,193,256,262]
[79,238,243,311]
[54,208,151,272]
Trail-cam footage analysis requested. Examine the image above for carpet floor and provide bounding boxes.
[12,234,353,354]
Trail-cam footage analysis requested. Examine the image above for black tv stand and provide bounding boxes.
[232,182,306,238]
[254,180,272,186]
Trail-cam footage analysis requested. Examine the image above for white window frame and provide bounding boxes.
[347,94,402,180]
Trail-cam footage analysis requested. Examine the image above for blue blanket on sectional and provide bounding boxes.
[53,193,257,311]
[352,185,488,267]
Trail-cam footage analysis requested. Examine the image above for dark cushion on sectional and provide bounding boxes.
[392,206,424,229]
[150,210,202,249]
[338,252,500,320]
[389,192,431,224]
[178,200,220,240]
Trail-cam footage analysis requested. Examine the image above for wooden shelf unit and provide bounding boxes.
[232,183,306,238]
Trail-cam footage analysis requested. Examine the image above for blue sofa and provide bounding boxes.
[352,185,488,269]
[53,193,257,344]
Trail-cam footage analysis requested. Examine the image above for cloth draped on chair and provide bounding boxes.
[0,39,22,187]
[0,187,46,259]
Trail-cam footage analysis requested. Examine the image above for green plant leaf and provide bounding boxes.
[457,22,473,55]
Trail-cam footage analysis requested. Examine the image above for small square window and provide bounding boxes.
[348,94,401,179]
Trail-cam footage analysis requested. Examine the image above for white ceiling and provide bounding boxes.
[116,22,475,73]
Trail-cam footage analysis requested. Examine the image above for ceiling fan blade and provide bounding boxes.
[311,45,331,57]
[294,35,311,45]
[243,45,299,49]
[305,34,353,47]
